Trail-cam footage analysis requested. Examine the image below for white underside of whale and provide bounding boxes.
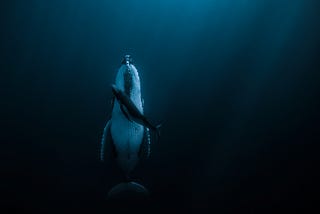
[110,64,145,173]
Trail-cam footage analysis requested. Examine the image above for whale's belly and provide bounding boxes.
[110,111,144,173]
[111,63,144,173]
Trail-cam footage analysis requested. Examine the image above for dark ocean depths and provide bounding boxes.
[1,0,319,213]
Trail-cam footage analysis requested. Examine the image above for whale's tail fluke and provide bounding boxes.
[107,182,149,201]
[106,182,150,212]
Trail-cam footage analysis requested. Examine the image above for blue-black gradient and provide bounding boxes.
[1,0,319,213]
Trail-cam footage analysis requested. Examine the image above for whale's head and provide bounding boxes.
[115,55,141,97]
[121,55,134,96]
[114,55,143,111]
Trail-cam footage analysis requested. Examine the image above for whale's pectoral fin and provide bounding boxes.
[139,127,151,159]
[100,120,117,162]
[120,104,133,122]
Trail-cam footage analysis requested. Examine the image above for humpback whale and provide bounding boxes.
[100,55,152,177]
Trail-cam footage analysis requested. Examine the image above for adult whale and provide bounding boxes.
[100,55,153,178]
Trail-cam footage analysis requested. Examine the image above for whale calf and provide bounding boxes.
[111,84,161,138]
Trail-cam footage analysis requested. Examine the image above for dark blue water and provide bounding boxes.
[1,0,319,213]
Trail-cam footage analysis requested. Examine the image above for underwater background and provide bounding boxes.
[1,0,319,213]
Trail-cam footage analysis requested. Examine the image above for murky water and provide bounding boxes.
[1,0,319,213]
